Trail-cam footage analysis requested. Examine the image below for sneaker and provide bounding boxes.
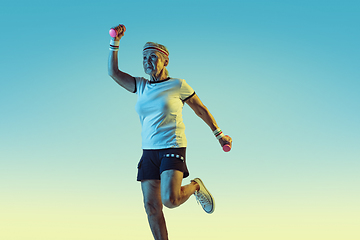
[192,178,215,214]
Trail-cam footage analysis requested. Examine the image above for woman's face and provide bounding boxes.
[143,50,168,77]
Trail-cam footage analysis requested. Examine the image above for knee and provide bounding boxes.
[144,201,163,216]
[162,194,180,209]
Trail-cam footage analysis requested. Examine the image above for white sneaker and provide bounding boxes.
[192,178,215,214]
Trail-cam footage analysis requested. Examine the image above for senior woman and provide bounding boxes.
[108,24,232,240]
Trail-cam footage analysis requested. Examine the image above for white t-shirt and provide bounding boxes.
[134,77,195,149]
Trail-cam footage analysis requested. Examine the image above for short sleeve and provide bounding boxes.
[134,77,148,95]
[179,79,195,101]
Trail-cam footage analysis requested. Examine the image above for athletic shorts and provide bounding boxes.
[137,148,189,181]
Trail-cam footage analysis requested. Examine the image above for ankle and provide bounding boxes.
[191,181,200,191]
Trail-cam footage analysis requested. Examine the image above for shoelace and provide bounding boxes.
[194,191,211,207]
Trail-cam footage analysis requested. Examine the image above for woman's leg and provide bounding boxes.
[141,180,168,240]
[160,169,200,208]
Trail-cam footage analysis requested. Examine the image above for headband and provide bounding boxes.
[143,46,169,57]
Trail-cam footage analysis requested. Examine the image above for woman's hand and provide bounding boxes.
[219,135,232,149]
[112,24,126,41]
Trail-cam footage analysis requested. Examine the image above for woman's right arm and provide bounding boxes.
[108,25,136,93]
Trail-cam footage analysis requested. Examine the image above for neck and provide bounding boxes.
[150,70,168,82]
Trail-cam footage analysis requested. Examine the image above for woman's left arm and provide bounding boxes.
[185,94,232,147]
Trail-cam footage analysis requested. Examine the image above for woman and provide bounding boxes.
[108,24,232,240]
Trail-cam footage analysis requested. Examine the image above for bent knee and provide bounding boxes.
[162,195,180,209]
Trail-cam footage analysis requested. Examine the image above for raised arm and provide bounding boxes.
[185,94,232,148]
[108,25,136,93]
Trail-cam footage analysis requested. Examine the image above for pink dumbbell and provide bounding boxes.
[223,144,231,152]
[109,25,126,38]
[222,135,231,152]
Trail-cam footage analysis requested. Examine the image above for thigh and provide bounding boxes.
[137,150,162,181]
[159,148,189,178]
[141,180,162,208]
[160,170,183,200]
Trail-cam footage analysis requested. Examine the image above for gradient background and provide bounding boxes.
[1,0,359,239]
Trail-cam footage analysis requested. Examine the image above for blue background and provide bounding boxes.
[1,0,359,239]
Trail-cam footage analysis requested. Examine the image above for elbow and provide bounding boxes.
[195,105,208,117]
[108,68,117,78]
[108,61,119,77]
[108,66,114,76]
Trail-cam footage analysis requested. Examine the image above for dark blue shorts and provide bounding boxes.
[137,148,189,181]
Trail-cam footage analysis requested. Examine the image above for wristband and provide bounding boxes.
[109,39,120,51]
[213,128,225,140]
